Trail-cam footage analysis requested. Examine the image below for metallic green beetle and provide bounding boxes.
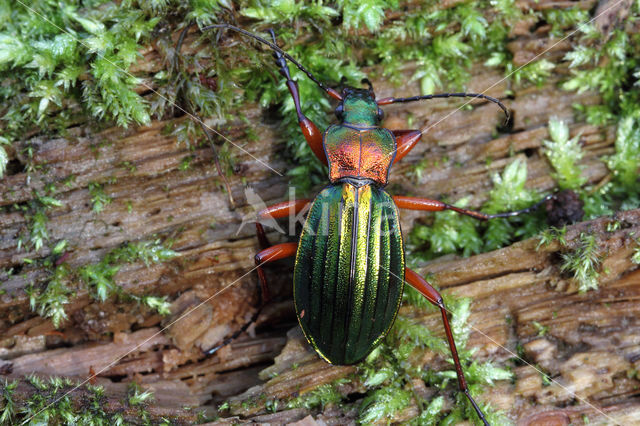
[205,24,550,426]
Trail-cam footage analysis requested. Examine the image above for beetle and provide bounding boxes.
[198,24,552,425]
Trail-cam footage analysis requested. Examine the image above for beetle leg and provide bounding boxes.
[267,29,327,165]
[393,194,554,220]
[391,129,422,164]
[254,242,298,303]
[404,268,489,426]
[205,242,298,356]
[256,199,312,249]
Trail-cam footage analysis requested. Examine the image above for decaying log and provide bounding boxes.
[1,0,639,423]
[3,210,639,424]
[200,210,639,425]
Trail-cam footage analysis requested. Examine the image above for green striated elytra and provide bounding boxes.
[293,182,405,365]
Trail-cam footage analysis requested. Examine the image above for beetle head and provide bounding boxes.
[335,85,384,126]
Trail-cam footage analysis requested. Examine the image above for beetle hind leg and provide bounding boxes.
[405,268,490,426]
[204,242,298,356]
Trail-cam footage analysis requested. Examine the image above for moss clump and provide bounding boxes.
[543,118,586,191]
[287,380,348,411]
[354,291,512,425]
[560,233,602,293]
[0,377,165,424]
[632,242,640,265]
[409,158,548,262]
[26,239,176,328]
[2,1,640,424]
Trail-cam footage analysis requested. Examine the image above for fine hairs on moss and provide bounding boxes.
[560,233,602,292]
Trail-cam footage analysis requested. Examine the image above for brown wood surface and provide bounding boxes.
[1,0,639,424]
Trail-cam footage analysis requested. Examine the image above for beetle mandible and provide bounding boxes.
[201,23,552,425]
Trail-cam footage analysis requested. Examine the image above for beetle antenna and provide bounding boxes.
[203,23,336,96]
[377,92,510,123]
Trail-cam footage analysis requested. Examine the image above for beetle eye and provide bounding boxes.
[335,104,344,120]
[377,107,384,121]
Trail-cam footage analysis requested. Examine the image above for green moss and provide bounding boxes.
[350,291,511,424]
[287,381,347,411]
[409,159,548,261]
[482,159,546,251]
[127,382,154,406]
[78,239,176,306]
[88,181,113,214]
[536,226,567,250]
[632,242,640,265]
[532,321,549,337]
[607,117,640,191]
[542,118,586,190]
[0,2,161,145]
[26,263,73,328]
[0,379,18,424]
[560,233,601,292]
[237,286,510,423]
[27,239,176,328]
[543,7,590,37]
[359,385,412,424]
[409,198,482,262]
[199,0,526,192]
[0,377,159,424]
[14,192,63,253]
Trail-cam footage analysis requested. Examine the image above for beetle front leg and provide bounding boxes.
[393,194,554,220]
[204,242,298,356]
[267,29,327,165]
[405,268,490,426]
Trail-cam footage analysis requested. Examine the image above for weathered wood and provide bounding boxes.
[4,378,216,424]
[192,210,638,424]
[3,210,638,423]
